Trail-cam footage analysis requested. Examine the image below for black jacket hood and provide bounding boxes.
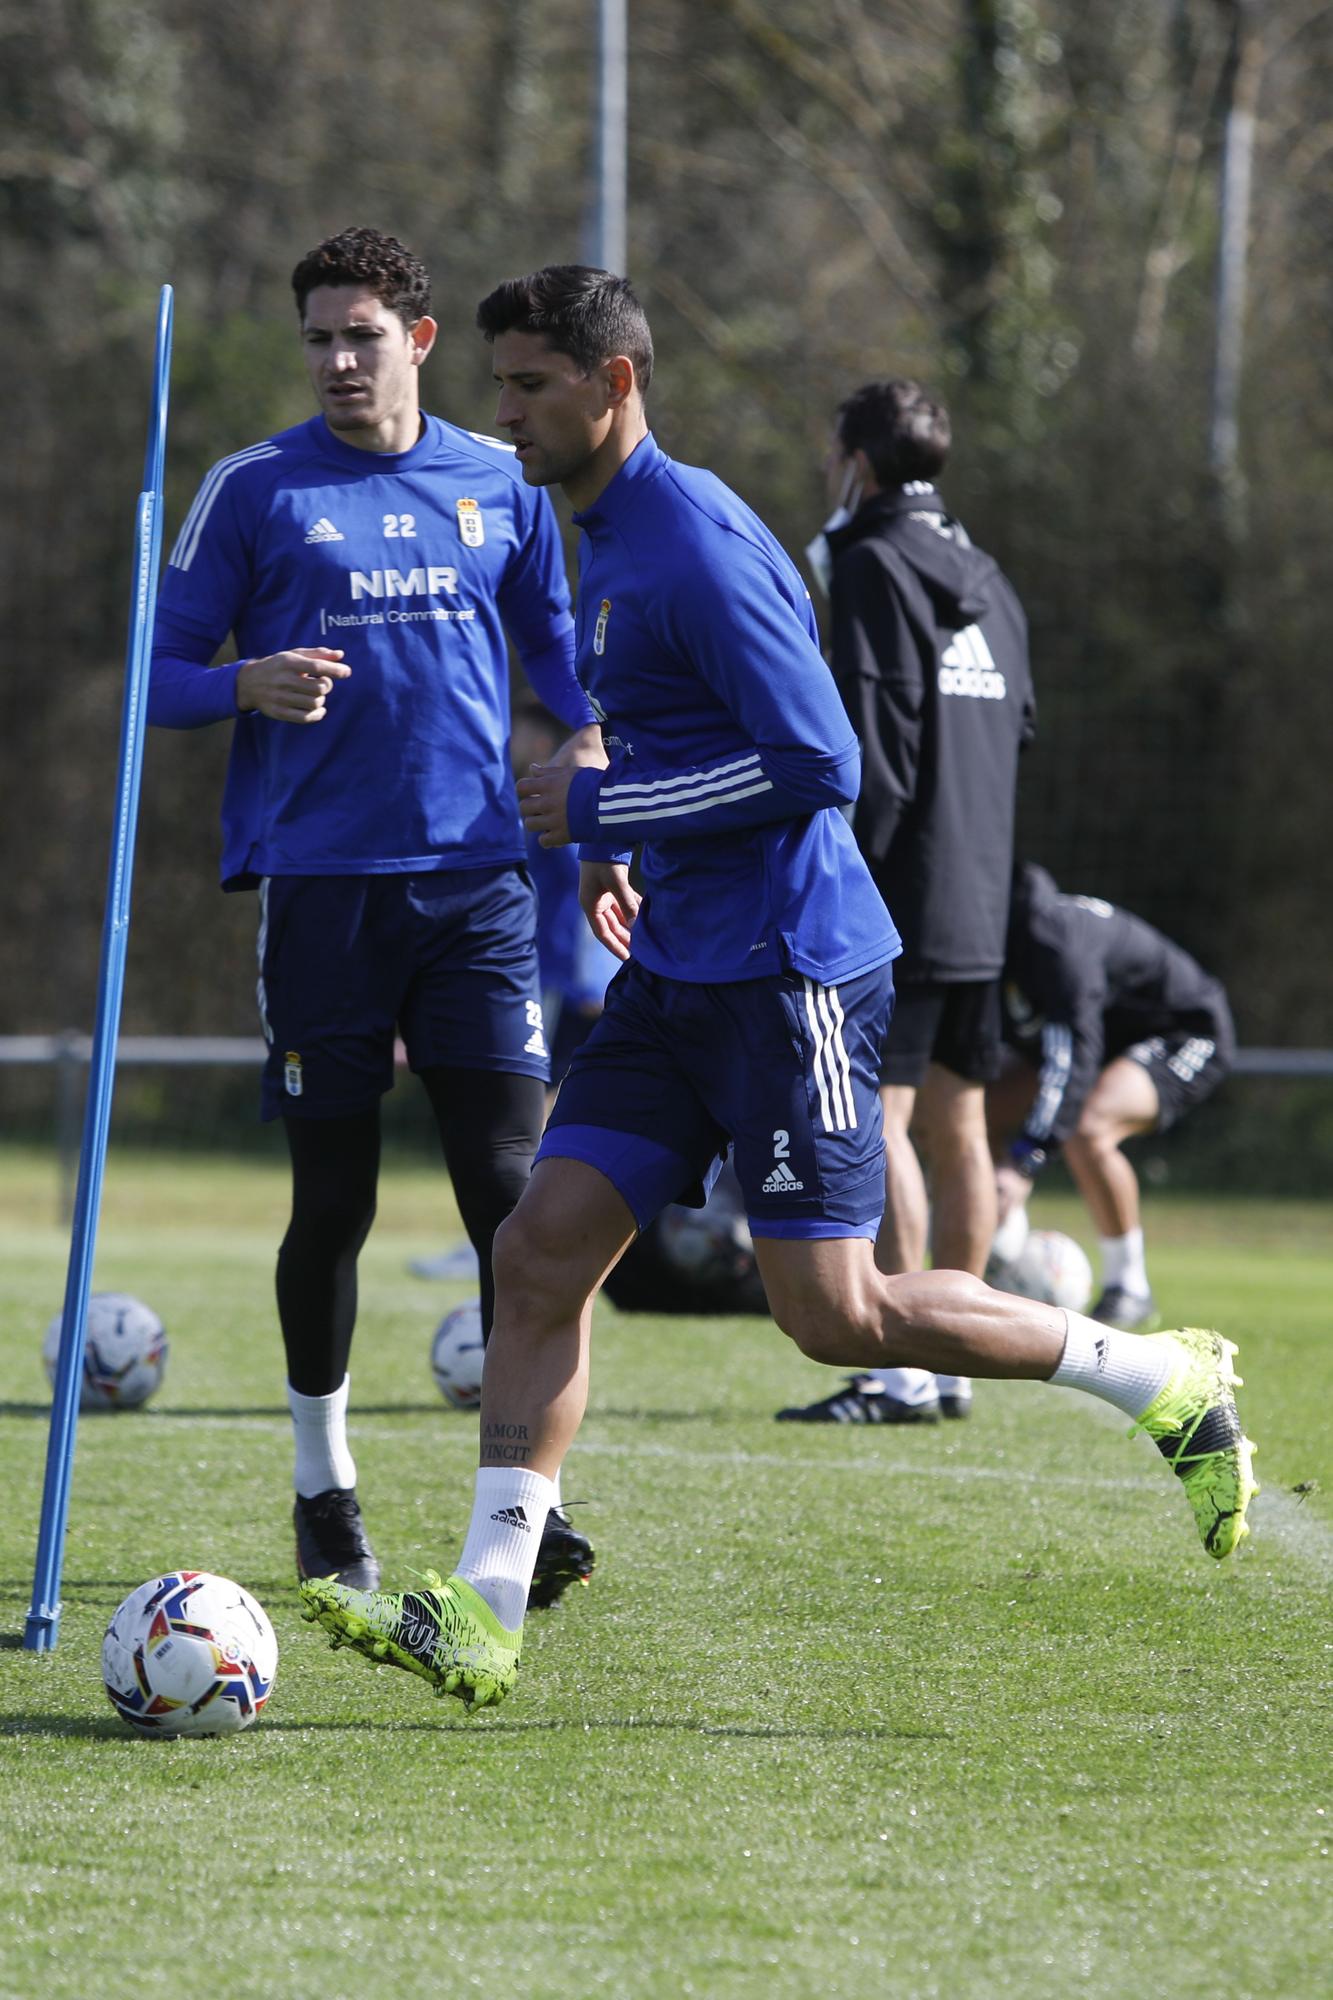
[827,485,998,628]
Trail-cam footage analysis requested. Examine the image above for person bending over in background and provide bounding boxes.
[779,378,1034,1427]
[990,862,1236,1331]
[299,265,1257,1717]
[148,227,599,1610]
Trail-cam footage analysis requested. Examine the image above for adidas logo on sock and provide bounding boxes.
[305,516,344,543]
[761,1162,805,1194]
[490,1505,531,1532]
[1094,1336,1109,1372]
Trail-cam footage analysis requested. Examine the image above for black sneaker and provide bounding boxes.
[294,1487,381,1590]
[526,1506,595,1611]
[775,1376,941,1424]
[1090,1287,1161,1332]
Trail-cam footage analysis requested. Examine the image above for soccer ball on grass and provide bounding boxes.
[42,1291,168,1410]
[102,1571,278,1737]
[430,1299,486,1409]
[990,1229,1094,1313]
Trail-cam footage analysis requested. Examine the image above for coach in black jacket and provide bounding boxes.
[779,380,1034,1428]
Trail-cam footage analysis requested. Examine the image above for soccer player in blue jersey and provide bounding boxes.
[301,267,1258,1713]
[149,229,602,1605]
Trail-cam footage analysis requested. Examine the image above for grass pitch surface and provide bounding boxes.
[1,1146,1329,2000]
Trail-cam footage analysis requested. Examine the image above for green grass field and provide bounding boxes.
[1,1145,1329,2000]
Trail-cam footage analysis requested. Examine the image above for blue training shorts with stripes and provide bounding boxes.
[536,958,894,1240]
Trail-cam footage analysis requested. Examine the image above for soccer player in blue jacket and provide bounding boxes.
[149,229,602,1605]
[302,267,1258,1713]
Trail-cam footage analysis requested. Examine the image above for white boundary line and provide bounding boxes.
[132,1410,1331,1571]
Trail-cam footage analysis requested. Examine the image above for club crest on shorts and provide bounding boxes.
[593,598,611,655]
[455,498,485,548]
[284,1051,303,1097]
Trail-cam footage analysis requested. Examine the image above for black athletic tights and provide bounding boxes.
[276,1067,545,1397]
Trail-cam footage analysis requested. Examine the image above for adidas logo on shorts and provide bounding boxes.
[761,1162,805,1195]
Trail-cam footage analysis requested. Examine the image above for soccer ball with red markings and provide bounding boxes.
[102,1572,278,1737]
[430,1299,486,1409]
[42,1292,168,1410]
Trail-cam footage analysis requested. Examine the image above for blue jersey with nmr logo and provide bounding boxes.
[150,413,591,888]
[563,435,900,986]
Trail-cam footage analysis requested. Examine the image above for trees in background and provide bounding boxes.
[1,0,1329,1045]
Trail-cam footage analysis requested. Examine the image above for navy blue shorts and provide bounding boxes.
[256,869,548,1120]
[537,960,894,1240]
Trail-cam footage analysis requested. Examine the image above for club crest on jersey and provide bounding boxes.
[593,598,611,655]
[455,498,485,548]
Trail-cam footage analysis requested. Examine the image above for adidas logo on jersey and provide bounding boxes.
[305,517,344,543]
[761,1162,805,1194]
[490,1505,532,1532]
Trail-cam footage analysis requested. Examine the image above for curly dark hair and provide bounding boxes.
[835,379,951,485]
[475,265,653,393]
[290,227,431,327]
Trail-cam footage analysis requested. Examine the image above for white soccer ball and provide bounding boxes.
[43,1292,168,1411]
[102,1571,278,1737]
[657,1199,756,1286]
[430,1299,486,1409]
[992,1229,1094,1313]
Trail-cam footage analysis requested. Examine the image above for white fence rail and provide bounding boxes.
[3,1033,1331,1223]
[4,1034,1333,1074]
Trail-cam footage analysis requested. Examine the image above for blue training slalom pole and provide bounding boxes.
[24,286,174,1654]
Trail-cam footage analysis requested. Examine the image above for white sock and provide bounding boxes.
[1051,1312,1174,1418]
[991,1204,1031,1266]
[1100,1229,1149,1296]
[455,1467,557,1631]
[933,1374,972,1398]
[867,1366,939,1406]
[288,1375,356,1496]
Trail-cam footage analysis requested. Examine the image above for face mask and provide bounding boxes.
[804,462,864,597]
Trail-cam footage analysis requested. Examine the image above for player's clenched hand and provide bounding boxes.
[994,1163,1033,1223]
[235,648,351,723]
[579,861,640,961]
[517,760,578,847]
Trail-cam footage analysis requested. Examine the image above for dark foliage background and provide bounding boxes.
[2,0,1330,1172]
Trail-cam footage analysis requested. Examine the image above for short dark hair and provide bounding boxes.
[835,379,951,484]
[475,265,653,393]
[291,227,431,327]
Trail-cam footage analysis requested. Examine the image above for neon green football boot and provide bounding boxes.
[300,1570,520,1712]
[1129,1327,1259,1559]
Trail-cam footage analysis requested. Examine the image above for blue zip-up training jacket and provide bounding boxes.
[149,413,591,888]
[563,435,901,985]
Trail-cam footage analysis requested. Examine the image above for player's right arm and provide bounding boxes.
[234,650,350,721]
[150,605,349,728]
[148,447,348,729]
